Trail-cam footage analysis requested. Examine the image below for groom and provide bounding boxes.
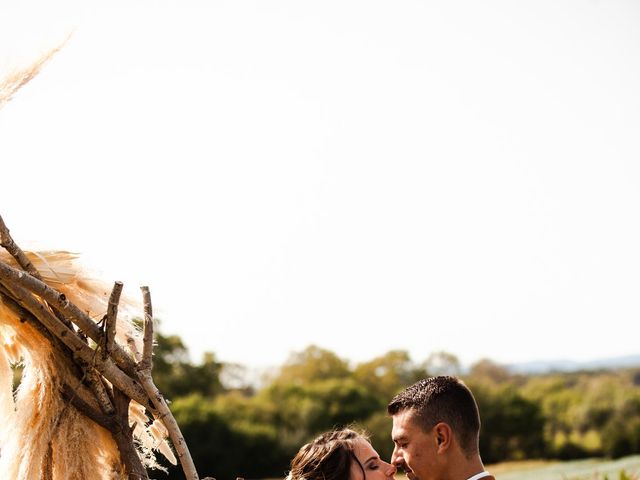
[387,376,495,480]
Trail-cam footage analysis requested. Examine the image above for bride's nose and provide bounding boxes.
[383,461,397,477]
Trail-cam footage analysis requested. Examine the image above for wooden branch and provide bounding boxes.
[0,216,80,336]
[0,284,119,431]
[0,283,65,352]
[0,276,153,411]
[0,283,93,398]
[137,287,199,480]
[0,282,111,425]
[0,259,138,376]
[0,216,204,480]
[63,383,149,480]
[126,333,142,363]
[0,214,43,280]
[61,382,116,431]
[112,387,149,480]
[139,286,153,372]
[139,374,198,479]
[104,281,123,360]
[64,381,147,479]
[0,216,82,343]
[83,365,115,415]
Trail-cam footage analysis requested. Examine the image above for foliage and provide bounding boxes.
[468,358,514,384]
[520,369,640,460]
[424,350,462,377]
[165,394,288,480]
[353,350,428,400]
[152,332,226,400]
[601,395,640,459]
[470,382,546,463]
[270,345,351,385]
[148,329,640,479]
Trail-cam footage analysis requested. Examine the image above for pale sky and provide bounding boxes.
[1,0,639,371]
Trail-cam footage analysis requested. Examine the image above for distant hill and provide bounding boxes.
[506,354,640,374]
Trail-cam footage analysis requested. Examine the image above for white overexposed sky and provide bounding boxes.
[1,0,639,371]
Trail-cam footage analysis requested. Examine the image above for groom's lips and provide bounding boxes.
[401,466,415,479]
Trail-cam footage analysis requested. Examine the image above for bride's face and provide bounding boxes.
[350,438,397,480]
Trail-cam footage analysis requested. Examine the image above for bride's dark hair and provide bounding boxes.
[287,428,367,480]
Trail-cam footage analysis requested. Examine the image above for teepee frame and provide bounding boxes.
[0,214,201,479]
[0,46,212,479]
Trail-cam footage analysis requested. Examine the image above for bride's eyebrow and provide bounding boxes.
[364,456,378,465]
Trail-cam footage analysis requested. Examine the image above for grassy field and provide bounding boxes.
[269,456,640,480]
[487,455,640,479]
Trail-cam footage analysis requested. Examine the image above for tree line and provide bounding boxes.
[150,330,640,479]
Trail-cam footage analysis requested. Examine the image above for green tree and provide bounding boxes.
[602,394,640,458]
[468,358,512,384]
[166,394,288,479]
[471,383,546,463]
[353,350,427,401]
[153,332,225,400]
[260,377,381,452]
[271,345,350,385]
[424,351,462,377]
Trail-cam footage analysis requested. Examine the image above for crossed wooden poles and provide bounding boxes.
[0,214,202,480]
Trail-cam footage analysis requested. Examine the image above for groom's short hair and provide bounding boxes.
[387,376,481,455]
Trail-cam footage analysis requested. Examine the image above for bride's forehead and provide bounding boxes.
[352,438,377,458]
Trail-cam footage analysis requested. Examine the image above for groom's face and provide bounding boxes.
[390,409,441,480]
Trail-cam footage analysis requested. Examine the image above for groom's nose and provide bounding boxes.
[390,446,401,465]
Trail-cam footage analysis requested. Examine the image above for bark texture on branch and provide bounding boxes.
[0,260,138,376]
[0,214,43,280]
[0,214,204,479]
[112,387,148,480]
[104,281,123,360]
[0,276,150,408]
[137,286,199,479]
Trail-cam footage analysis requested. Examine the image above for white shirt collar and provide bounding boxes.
[466,472,491,480]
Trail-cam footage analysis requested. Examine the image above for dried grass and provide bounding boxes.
[0,251,171,479]
[0,38,67,110]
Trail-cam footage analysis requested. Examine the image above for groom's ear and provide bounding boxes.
[433,422,452,453]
